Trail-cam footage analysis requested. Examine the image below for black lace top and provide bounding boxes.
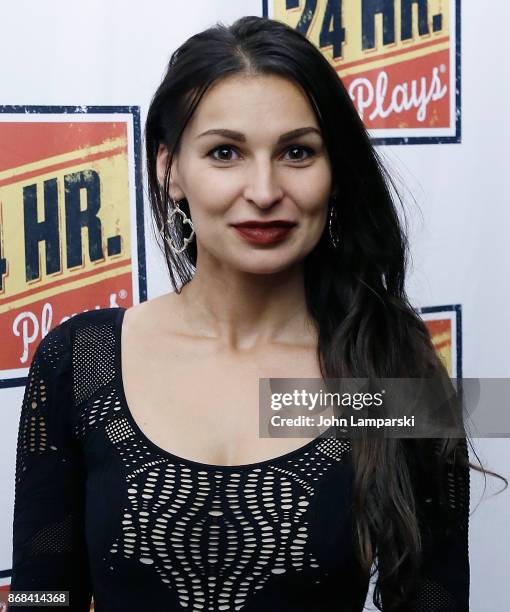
[10,307,470,611]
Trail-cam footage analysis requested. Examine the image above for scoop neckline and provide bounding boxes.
[114,305,336,472]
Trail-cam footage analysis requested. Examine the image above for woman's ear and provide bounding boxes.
[156,144,184,200]
[156,144,170,187]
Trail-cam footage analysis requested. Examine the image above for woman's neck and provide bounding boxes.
[173,264,317,352]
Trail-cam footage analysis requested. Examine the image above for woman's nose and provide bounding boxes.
[243,161,284,209]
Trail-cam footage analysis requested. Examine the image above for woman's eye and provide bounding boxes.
[283,146,314,161]
[207,144,315,163]
[208,145,240,162]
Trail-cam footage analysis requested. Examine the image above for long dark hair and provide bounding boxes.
[144,15,507,610]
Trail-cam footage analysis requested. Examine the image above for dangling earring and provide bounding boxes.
[160,196,196,255]
[328,198,340,249]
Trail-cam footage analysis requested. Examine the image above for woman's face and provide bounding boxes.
[157,73,334,274]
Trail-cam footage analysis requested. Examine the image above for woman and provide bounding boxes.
[10,15,506,612]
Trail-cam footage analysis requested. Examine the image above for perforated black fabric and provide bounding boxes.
[10,307,470,611]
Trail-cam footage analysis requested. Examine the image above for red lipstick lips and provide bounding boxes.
[232,220,297,245]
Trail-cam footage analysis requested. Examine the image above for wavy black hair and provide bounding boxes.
[144,14,507,611]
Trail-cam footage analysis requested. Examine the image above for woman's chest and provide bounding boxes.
[84,431,358,610]
[122,330,325,466]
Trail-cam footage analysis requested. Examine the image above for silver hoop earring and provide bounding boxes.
[160,197,195,255]
[328,200,340,249]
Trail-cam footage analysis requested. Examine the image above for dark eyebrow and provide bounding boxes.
[196,127,322,144]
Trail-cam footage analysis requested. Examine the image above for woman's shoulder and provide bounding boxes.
[33,307,124,367]
[120,293,188,340]
[52,295,181,354]
[64,305,124,330]
[39,307,125,408]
